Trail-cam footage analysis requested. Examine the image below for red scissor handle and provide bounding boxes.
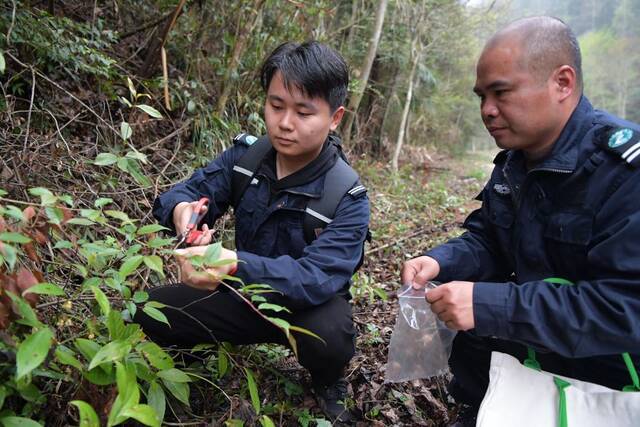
[184,197,209,244]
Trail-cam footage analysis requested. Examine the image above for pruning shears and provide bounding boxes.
[174,197,210,249]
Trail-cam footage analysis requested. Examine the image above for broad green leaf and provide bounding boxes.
[125,160,152,187]
[105,210,133,224]
[107,310,126,341]
[66,218,95,226]
[251,295,267,304]
[0,385,6,409]
[147,382,166,425]
[137,342,174,370]
[132,291,148,303]
[1,244,17,270]
[74,338,101,362]
[143,256,164,277]
[289,325,326,345]
[55,345,83,371]
[136,104,162,119]
[89,285,110,317]
[0,417,43,427]
[224,420,244,427]
[218,349,228,378]
[0,51,5,74]
[203,242,222,265]
[147,237,174,248]
[83,367,115,386]
[259,415,275,427]
[0,232,31,244]
[314,419,332,427]
[6,292,40,328]
[70,400,100,427]
[157,368,190,383]
[161,379,189,406]
[53,240,73,249]
[0,188,6,196]
[136,224,167,236]
[125,150,148,163]
[244,368,260,415]
[257,303,290,313]
[22,282,64,297]
[45,206,64,224]
[28,187,56,205]
[121,404,160,427]
[16,328,54,380]
[1,205,24,221]
[119,255,144,280]
[93,153,118,166]
[142,304,169,327]
[120,121,132,141]
[108,362,140,426]
[120,96,132,108]
[88,341,131,370]
[94,198,113,208]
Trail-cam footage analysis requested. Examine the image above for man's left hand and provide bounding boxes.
[174,245,238,290]
[426,281,475,331]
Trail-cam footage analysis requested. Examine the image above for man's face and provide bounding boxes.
[474,38,562,156]
[264,71,344,163]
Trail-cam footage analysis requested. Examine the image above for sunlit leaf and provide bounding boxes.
[70,400,100,427]
[127,77,137,98]
[88,340,131,370]
[136,224,167,236]
[257,303,290,313]
[66,218,95,226]
[259,415,275,427]
[125,150,147,163]
[121,404,160,427]
[120,121,132,141]
[136,104,162,119]
[143,256,164,277]
[147,382,166,425]
[89,285,110,317]
[141,304,169,327]
[6,292,40,327]
[157,368,191,383]
[105,210,133,224]
[0,51,5,74]
[93,153,118,166]
[45,206,64,224]
[137,342,174,370]
[161,379,189,406]
[218,348,228,379]
[203,243,222,265]
[119,255,144,280]
[16,328,54,380]
[94,198,113,208]
[55,345,83,371]
[0,417,43,427]
[28,187,56,205]
[132,291,148,303]
[108,361,140,426]
[245,368,260,414]
[0,232,31,244]
[22,282,65,297]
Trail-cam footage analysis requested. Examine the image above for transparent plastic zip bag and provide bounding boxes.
[385,282,457,382]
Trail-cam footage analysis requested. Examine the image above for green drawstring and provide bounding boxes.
[554,377,570,427]
[622,353,640,392]
[524,347,541,371]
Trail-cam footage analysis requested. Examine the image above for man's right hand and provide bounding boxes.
[401,256,441,289]
[172,201,215,246]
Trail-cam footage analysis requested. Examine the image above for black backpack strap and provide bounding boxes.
[230,135,271,208]
[303,158,359,243]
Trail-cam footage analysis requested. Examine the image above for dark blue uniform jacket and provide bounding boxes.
[153,137,370,309]
[426,97,640,374]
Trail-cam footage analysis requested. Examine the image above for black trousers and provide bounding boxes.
[133,284,356,387]
[448,331,638,410]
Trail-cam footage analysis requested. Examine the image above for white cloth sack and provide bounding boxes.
[477,352,640,427]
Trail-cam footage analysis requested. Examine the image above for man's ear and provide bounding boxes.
[330,106,345,131]
[553,65,577,102]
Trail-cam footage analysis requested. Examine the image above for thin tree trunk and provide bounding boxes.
[216,0,265,116]
[391,50,419,172]
[138,0,188,78]
[341,0,388,146]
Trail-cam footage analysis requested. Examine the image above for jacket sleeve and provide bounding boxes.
[152,145,245,234]
[473,170,640,357]
[424,183,513,283]
[234,193,370,309]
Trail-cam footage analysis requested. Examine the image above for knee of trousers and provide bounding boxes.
[296,319,356,369]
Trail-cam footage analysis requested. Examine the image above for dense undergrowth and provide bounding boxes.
[0,1,490,425]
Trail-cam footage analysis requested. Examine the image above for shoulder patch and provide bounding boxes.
[597,126,640,167]
[347,183,367,198]
[233,132,259,146]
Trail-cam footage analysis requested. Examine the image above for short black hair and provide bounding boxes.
[260,41,349,112]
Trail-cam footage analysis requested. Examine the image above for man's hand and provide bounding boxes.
[172,201,215,246]
[174,245,238,290]
[401,256,441,289]
[427,281,475,330]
